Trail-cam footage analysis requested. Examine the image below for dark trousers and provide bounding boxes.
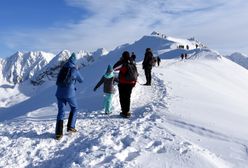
[144,68,152,84]
[118,84,133,114]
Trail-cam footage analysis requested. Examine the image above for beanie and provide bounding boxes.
[70,53,76,61]
[106,65,113,73]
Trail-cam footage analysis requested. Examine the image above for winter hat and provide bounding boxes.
[69,52,77,64]
[106,65,113,73]
[146,48,151,52]
[70,52,76,60]
[122,51,130,61]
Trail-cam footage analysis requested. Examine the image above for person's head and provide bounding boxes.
[122,51,130,61]
[131,52,135,55]
[106,65,113,74]
[69,52,77,64]
[146,48,151,52]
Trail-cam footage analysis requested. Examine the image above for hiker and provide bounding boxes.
[131,52,136,62]
[185,53,188,59]
[181,53,184,60]
[94,65,118,114]
[186,45,189,50]
[157,56,161,66]
[113,51,137,118]
[55,53,83,140]
[142,48,154,85]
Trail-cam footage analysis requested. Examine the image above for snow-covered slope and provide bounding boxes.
[0,33,247,168]
[226,52,248,70]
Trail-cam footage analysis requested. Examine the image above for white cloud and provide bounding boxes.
[1,0,248,55]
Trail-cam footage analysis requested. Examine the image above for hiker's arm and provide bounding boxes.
[76,71,83,83]
[113,60,123,71]
[94,76,104,91]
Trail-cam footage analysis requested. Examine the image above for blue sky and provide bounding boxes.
[0,0,248,57]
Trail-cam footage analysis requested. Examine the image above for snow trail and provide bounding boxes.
[0,62,231,168]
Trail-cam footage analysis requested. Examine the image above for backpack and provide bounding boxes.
[151,57,157,66]
[125,62,138,81]
[56,66,73,87]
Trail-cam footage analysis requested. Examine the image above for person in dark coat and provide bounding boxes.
[94,65,118,114]
[113,51,137,118]
[181,53,184,60]
[157,56,161,66]
[142,48,153,85]
[55,53,83,140]
[131,52,136,62]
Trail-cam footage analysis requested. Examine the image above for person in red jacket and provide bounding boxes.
[113,51,137,118]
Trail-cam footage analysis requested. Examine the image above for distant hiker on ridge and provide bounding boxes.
[142,48,154,85]
[113,51,138,118]
[55,53,83,140]
[157,56,161,66]
[131,52,136,62]
[94,65,118,114]
[181,53,184,60]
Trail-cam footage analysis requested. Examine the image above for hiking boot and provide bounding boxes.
[105,111,112,115]
[67,127,77,132]
[55,120,63,140]
[126,112,131,118]
[55,134,63,140]
[143,83,151,86]
[120,112,130,118]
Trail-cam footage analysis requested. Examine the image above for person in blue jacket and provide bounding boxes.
[55,53,83,140]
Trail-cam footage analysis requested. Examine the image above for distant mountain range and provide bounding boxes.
[0,48,108,85]
[225,52,248,70]
[0,32,247,86]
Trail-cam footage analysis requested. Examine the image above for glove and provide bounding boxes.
[93,87,97,92]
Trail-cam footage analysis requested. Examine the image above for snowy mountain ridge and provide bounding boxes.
[0,51,54,84]
[0,33,202,86]
[0,48,109,85]
[0,32,248,168]
[225,52,248,70]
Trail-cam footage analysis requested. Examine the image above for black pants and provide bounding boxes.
[144,68,152,84]
[118,84,133,114]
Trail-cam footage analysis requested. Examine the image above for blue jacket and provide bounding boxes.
[56,58,83,98]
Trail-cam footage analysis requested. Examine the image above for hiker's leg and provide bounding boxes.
[57,98,66,121]
[104,93,113,113]
[118,84,125,113]
[67,97,78,129]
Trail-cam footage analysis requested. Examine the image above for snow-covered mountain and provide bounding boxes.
[31,48,108,85]
[0,51,54,84]
[0,47,109,86]
[0,32,248,168]
[226,52,248,70]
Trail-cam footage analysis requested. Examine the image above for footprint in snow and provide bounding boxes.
[145,140,167,153]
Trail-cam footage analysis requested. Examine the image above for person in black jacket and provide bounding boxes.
[157,56,161,66]
[113,51,137,118]
[142,48,153,85]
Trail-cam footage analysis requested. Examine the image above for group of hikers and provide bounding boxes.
[55,48,157,140]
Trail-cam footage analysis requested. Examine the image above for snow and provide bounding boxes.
[0,33,248,167]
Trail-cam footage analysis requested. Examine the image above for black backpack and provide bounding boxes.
[56,66,73,87]
[150,57,157,66]
[125,62,138,81]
